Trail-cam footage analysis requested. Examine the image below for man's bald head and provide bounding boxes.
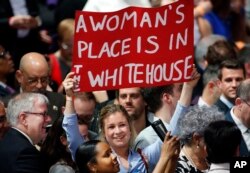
[16,52,50,92]
[19,52,49,71]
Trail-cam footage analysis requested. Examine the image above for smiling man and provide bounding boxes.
[0,93,51,173]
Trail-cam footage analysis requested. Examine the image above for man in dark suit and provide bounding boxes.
[4,52,65,125]
[0,93,51,173]
[225,79,250,156]
[215,59,245,115]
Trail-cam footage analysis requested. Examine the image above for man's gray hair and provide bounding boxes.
[236,79,250,102]
[177,105,224,145]
[7,93,49,127]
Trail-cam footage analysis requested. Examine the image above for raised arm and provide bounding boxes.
[62,72,84,160]
[169,65,200,135]
[179,66,200,107]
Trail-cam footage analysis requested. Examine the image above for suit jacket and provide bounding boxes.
[214,99,230,115]
[0,128,46,173]
[2,90,65,125]
[225,111,250,157]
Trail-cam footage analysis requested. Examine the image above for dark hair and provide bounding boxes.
[204,120,241,163]
[40,116,75,172]
[218,59,245,80]
[75,140,101,173]
[143,85,174,113]
[205,40,237,66]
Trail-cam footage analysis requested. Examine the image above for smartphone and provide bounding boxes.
[151,119,168,141]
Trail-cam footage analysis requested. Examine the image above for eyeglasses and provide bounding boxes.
[21,70,50,86]
[24,111,48,118]
[27,77,49,86]
[0,50,8,59]
[243,100,250,107]
[0,115,6,123]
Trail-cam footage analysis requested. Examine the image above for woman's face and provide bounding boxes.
[103,112,131,149]
[93,142,120,173]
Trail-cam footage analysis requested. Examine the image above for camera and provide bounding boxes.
[151,119,168,141]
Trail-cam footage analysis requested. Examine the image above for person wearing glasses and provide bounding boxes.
[0,93,51,173]
[0,101,8,139]
[225,78,250,156]
[3,52,66,125]
[0,45,15,98]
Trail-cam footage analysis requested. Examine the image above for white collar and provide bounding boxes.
[231,108,249,134]
[220,95,234,109]
[198,97,210,107]
[209,163,230,171]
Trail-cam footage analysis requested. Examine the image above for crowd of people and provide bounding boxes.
[1,0,250,173]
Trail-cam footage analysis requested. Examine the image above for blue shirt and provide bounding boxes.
[62,114,162,173]
[204,12,231,41]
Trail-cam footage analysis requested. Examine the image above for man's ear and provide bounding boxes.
[15,70,23,84]
[87,162,97,172]
[235,98,243,106]
[18,112,27,127]
[207,81,215,91]
[162,92,171,104]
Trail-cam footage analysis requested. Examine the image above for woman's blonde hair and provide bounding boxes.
[99,104,136,147]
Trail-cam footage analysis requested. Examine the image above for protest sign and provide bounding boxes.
[72,0,193,92]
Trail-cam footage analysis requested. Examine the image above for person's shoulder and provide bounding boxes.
[138,125,155,136]
[0,129,36,152]
[225,110,233,120]
[133,126,158,150]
